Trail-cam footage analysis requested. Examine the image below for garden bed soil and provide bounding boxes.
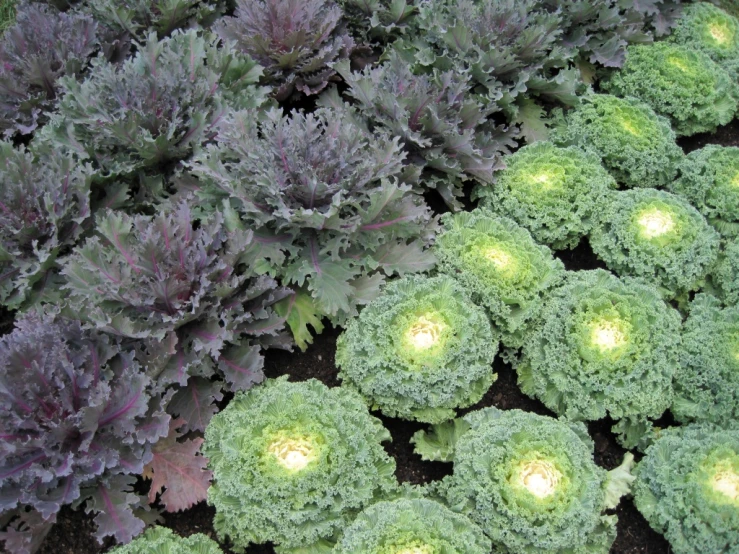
[25,119,739,553]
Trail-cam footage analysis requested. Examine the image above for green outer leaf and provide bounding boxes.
[411,418,471,462]
[434,407,618,553]
[633,424,739,554]
[433,209,565,348]
[589,188,720,296]
[336,274,498,423]
[274,290,326,351]
[109,526,222,554]
[706,237,739,306]
[516,269,681,425]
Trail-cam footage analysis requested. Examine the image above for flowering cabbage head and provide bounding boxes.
[333,497,491,554]
[634,424,739,554]
[433,209,564,349]
[602,42,739,136]
[109,526,222,554]
[517,269,682,448]
[668,2,739,62]
[551,94,683,188]
[669,145,739,237]
[589,188,720,296]
[475,141,617,249]
[203,377,397,552]
[414,407,635,553]
[336,274,498,423]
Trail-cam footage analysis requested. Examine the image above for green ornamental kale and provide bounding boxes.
[214,0,353,102]
[706,237,739,307]
[668,2,739,63]
[433,209,564,349]
[669,145,739,237]
[517,270,682,448]
[203,377,397,552]
[335,274,498,424]
[589,188,720,296]
[633,424,739,554]
[602,42,739,136]
[474,142,617,250]
[672,294,739,427]
[333,497,491,554]
[0,141,91,310]
[551,93,683,188]
[48,29,267,181]
[413,407,635,553]
[331,52,516,209]
[109,526,222,554]
[188,105,437,345]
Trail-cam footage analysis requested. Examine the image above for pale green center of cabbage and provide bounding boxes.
[529,171,558,190]
[516,460,562,498]
[267,436,317,472]
[483,246,513,270]
[395,547,433,554]
[637,208,676,239]
[731,172,739,188]
[405,313,447,351]
[710,468,739,501]
[667,55,693,73]
[620,118,641,136]
[589,319,628,351]
[709,22,733,45]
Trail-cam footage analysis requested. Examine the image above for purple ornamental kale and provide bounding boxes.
[0,313,170,548]
[214,0,354,101]
[0,2,99,137]
[60,202,291,428]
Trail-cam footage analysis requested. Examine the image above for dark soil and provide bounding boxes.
[26,117,739,554]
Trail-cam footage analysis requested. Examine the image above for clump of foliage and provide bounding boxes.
[413,407,635,553]
[668,2,739,62]
[672,294,739,427]
[475,141,617,249]
[668,145,739,237]
[82,0,224,39]
[109,526,222,554]
[0,312,171,547]
[517,269,682,448]
[214,0,353,102]
[331,52,516,208]
[48,29,267,182]
[633,424,739,554]
[333,496,491,554]
[0,141,91,310]
[433,209,564,349]
[188,105,437,347]
[336,274,498,423]
[589,188,720,296]
[602,42,739,136]
[551,94,683,188]
[0,2,100,137]
[203,376,397,552]
[337,0,417,45]
[706,237,739,307]
[60,203,289,428]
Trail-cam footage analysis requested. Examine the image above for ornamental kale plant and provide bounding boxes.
[60,204,290,421]
[203,377,397,552]
[474,142,617,250]
[0,141,91,310]
[414,407,635,553]
[337,0,417,45]
[633,424,739,554]
[669,2,739,63]
[706,237,739,307]
[0,312,170,546]
[0,2,100,137]
[336,274,498,424]
[110,526,222,554]
[333,497,491,554]
[551,94,683,188]
[48,29,267,181]
[602,42,739,136]
[669,145,739,237]
[517,270,682,448]
[672,294,739,427]
[433,210,564,349]
[331,53,516,208]
[188,106,437,345]
[214,0,353,102]
[589,188,720,296]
